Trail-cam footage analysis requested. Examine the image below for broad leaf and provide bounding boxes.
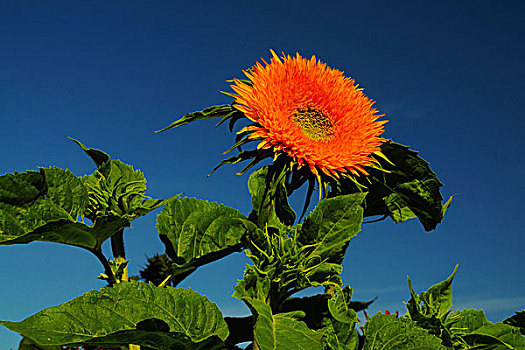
[18,337,62,350]
[243,297,323,350]
[0,216,129,249]
[157,197,255,283]
[298,193,366,264]
[0,168,128,249]
[363,313,446,350]
[0,281,228,347]
[330,141,450,231]
[452,309,525,349]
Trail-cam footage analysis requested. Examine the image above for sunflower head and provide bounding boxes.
[230,50,387,178]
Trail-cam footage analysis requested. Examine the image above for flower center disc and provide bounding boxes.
[292,107,334,141]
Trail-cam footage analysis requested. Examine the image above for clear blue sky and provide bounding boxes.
[1,1,524,347]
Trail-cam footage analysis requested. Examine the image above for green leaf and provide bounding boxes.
[363,313,447,350]
[452,309,525,349]
[331,141,449,231]
[298,193,366,265]
[0,168,128,249]
[232,265,272,302]
[157,197,256,284]
[18,337,63,350]
[72,332,228,350]
[322,322,359,350]
[328,286,358,325]
[373,141,448,231]
[0,216,129,249]
[156,104,245,133]
[0,281,229,347]
[68,137,110,168]
[248,165,296,230]
[243,297,324,350]
[72,138,176,222]
[407,265,458,321]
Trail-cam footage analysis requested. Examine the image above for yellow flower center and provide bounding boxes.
[292,107,334,141]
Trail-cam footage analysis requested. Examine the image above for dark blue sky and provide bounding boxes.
[1,1,524,347]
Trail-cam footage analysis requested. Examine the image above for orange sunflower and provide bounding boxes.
[231,50,387,178]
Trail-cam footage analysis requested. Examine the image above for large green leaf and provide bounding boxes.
[452,309,525,349]
[329,141,450,231]
[243,297,323,350]
[363,313,446,350]
[0,216,129,249]
[0,168,129,249]
[157,197,256,283]
[1,281,229,348]
[298,193,366,265]
[18,337,63,350]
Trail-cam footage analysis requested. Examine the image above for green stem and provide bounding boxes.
[111,228,126,259]
[88,247,116,286]
[110,228,129,282]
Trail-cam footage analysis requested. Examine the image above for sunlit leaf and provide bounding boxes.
[298,193,366,264]
[157,197,256,285]
[243,297,323,350]
[363,313,446,350]
[0,281,229,347]
[0,168,129,249]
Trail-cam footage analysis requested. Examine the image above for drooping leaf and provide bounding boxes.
[0,168,128,249]
[330,141,450,231]
[0,281,229,347]
[248,165,296,230]
[0,216,129,249]
[156,104,245,133]
[157,197,256,284]
[243,297,323,350]
[363,313,446,350]
[298,193,366,265]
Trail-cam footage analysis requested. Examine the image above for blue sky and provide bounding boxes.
[1,1,524,347]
